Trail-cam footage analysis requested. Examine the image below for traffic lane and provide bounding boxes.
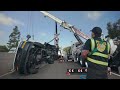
[0,53,15,75]
[108,67,120,79]
[108,72,120,79]
[0,61,82,79]
[18,61,81,79]
[0,60,12,75]
[1,60,120,79]
[0,62,48,79]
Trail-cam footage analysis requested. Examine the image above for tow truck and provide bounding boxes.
[40,11,90,65]
[40,11,120,71]
[13,11,95,75]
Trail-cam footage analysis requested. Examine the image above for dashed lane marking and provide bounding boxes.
[0,70,15,78]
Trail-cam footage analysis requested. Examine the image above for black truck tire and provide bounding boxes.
[17,42,34,74]
[14,48,23,72]
[26,49,38,74]
[18,50,28,74]
[14,47,28,74]
[47,56,54,64]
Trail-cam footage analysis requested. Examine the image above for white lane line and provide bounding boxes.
[111,72,120,77]
[0,70,15,78]
[0,62,48,78]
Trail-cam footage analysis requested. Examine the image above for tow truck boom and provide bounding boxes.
[40,11,90,44]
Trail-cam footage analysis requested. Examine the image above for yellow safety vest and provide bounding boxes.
[87,38,110,66]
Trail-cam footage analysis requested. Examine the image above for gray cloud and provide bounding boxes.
[0,13,24,26]
[87,11,102,20]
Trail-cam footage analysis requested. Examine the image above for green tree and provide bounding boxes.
[107,19,120,39]
[63,46,71,54]
[0,45,9,52]
[7,26,20,50]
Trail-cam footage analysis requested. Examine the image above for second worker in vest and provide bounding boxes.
[81,27,111,79]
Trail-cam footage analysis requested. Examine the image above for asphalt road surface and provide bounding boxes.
[0,52,15,75]
[0,60,83,79]
[0,60,120,79]
[0,52,120,79]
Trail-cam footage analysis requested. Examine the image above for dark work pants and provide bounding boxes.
[87,62,108,79]
[87,68,108,79]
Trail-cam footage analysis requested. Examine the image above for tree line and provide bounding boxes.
[0,26,20,52]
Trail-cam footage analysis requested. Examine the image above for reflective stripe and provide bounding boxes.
[87,57,108,66]
[22,41,26,48]
[107,42,110,53]
[91,38,95,51]
[92,52,109,58]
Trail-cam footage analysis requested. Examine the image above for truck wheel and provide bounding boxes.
[18,50,28,74]
[19,43,35,74]
[26,49,38,74]
[47,56,54,64]
[14,48,22,71]
[17,42,33,74]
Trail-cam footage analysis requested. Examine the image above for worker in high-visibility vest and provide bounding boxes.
[81,27,111,79]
